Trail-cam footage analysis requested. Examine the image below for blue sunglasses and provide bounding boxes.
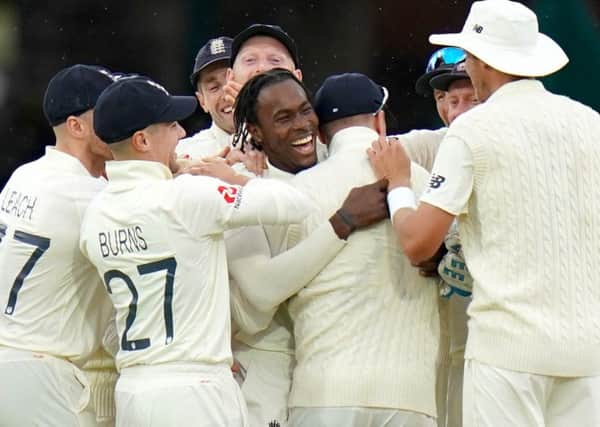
[425,47,467,73]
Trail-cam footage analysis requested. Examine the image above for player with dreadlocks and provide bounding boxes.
[194,68,389,427]
[231,69,316,175]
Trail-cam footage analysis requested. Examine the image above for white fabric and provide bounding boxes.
[421,78,600,378]
[115,363,247,427]
[444,296,469,427]
[0,346,96,426]
[420,137,472,216]
[175,122,232,160]
[229,163,348,427]
[393,128,447,173]
[435,299,450,427]
[82,348,118,425]
[0,147,113,365]
[80,160,313,371]
[429,0,568,77]
[288,126,439,416]
[234,342,292,427]
[463,360,600,427]
[289,406,436,427]
[387,187,417,219]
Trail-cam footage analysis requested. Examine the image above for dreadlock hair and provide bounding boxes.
[232,68,312,153]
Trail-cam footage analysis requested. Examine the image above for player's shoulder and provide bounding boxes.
[396,127,447,141]
[176,128,222,158]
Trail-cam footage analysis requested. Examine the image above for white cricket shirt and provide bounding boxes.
[287,127,440,416]
[176,122,232,160]
[80,160,312,371]
[0,147,113,366]
[422,79,600,376]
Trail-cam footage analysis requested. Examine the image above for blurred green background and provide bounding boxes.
[1,0,598,188]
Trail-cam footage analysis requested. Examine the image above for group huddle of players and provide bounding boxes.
[2,1,600,427]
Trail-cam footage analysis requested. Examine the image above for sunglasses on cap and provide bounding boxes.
[425,47,466,73]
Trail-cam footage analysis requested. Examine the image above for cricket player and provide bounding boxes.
[176,36,234,160]
[193,67,389,427]
[369,1,600,426]
[284,72,438,427]
[223,24,325,427]
[80,75,315,427]
[0,64,115,426]
[428,59,478,427]
[390,47,469,427]
[393,47,466,174]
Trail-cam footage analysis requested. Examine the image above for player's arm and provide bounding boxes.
[368,133,473,264]
[174,174,314,237]
[227,226,279,335]
[228,180,389,314]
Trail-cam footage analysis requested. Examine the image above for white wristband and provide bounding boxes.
[387,187,416,220]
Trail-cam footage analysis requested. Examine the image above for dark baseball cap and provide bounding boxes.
[190,36,233,88]
[429,60,470,92]
[43,64,115,126]
[314,73,388,126]
[415,47,466,97]
[94,76,197,143]
[230,24,300,68]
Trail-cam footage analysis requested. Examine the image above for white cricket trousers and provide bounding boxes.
[289,407,436,427]
[234,342,293,427]
[463,359,600,427]
[445,296,469,427]
[115,363,248,427]
[0,346,96,426]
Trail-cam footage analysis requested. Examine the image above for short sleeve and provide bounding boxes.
[419,136,473,216]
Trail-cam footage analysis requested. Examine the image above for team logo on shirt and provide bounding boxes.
[218,185,238,204]
[429,174,446,189]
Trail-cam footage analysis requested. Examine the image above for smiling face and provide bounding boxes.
[248,78,318,174]
[230,36,300,85]
[145,121,186,166]
[197,60,234,133]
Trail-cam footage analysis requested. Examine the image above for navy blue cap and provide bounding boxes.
[415,47,466,97]
[231,24,299,68]
[43,64,115,126]
[94,76,198,143]
[429,60,470,92]
[314,73,388,126]
[190,36,233,88]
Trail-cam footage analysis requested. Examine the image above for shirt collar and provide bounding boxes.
[105,160,173,190]
[486,78,544,104]
[44,146,93,177]
[328,126,379,157]
[264,161,294,181]
[210,122,233,148]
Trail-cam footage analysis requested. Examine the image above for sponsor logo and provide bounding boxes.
[218,185,238,204]
[472,24,484,34]
[429,174,446,189]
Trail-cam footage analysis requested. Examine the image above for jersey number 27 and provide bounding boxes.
[104,257,177,352]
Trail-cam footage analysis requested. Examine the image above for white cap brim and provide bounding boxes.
[429,32,569,77]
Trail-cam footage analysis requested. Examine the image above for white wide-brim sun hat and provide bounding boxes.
[429,0,569,77]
